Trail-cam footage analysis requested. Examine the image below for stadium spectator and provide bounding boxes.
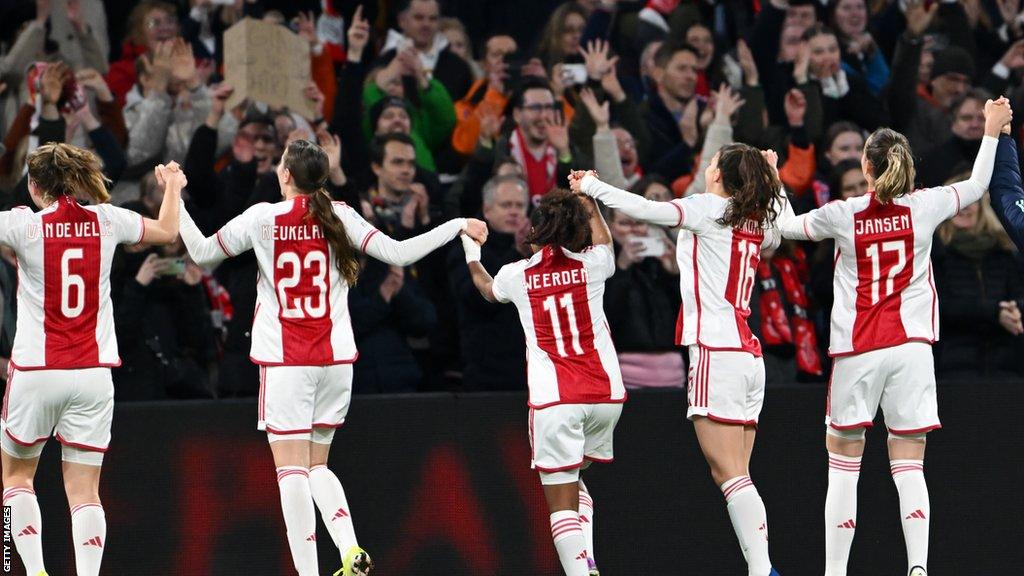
[378,0,473,101]
[827,0,890,95]
[934,189,1024,379]
[451,34,518,157]
[603,206,683,389]
[107,0,182,107]
[534,2,587,69]
[918,89,989,187]
[639,41,700,180]
[447,175,529,391]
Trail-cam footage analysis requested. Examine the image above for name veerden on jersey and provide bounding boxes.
[524,266,591,290]
[854,214,911,235]
[260,224,324,241]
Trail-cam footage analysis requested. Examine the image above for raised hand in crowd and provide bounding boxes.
[793,41,810,84]
[379,265,405,303]
[76,69,114,103]
[205,83,234,128]
[303,81,325,122]
[170,38,200,89]
[547,112,571,157]
[713,83,746,126]
[40,61,71,120]
[580,39,617,82]
[679,97,700,148]
[347,5,370,63]
[905,0,939,38]
[317,127,346,186]
[784,88,808,129]
[294,11,319,49]
[1000,39,1024,71]
[736,39,758,87]
[35,0,50,24]
[579,87,610,131]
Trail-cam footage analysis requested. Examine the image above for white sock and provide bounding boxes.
[721,476,772,576]
[4,487,45,575]
[71,503,106,576]
[891,459,929,572]
[549,510,589,576]
[276,467,318,576]
[578,488,595,566]
[824,453,861,576]
[309,464,358,555]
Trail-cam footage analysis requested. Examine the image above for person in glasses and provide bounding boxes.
[492,76,578,207]
[106,1,183,108]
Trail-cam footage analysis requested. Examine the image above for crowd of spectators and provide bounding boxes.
[1,0,1023,400]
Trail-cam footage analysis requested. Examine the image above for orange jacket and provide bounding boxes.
[452,79,509,156]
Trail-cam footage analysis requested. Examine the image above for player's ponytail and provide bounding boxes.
[283,139,360,286]
[715,143,782,229]
[865,128,915,204]
[524,188,592,252]
[27,143,111,204]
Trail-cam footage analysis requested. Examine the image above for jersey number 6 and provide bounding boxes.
[61,248,85,318]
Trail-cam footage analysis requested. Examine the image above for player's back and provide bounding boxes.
[1,196,144,369]
[227,197,366,366]
[673,193,778,356]
[491,244,624,408]
[809,187,959,355]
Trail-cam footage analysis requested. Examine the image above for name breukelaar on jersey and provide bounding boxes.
[213,197,378,366]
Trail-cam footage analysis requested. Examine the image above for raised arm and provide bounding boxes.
[141,163,185,245]
[989,133,1024,251]
[178,201,230,266]
[364,217,487,267]
[581,195,612,247]
[947,98,1013,208]
[460,236,497,303]
[576,172,682,227]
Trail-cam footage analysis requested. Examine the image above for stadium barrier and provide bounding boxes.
[14,383,1021,575]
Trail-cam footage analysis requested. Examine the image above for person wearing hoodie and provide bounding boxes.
[374,0,473,102]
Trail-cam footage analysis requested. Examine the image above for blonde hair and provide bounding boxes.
[937,182,1015,251]
[864,128,915,203]
[27,143,111,204]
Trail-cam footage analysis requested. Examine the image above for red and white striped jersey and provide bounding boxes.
[673,193,782,356]
[0,196,144,369]
[213,197,377,366]
[791,188,961,356]
[491,244,625,408]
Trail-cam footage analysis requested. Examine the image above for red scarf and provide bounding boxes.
[510,128,556,202]
[645,0,682,14]
[757,248,823,376]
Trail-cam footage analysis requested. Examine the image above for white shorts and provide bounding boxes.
[258,364,353,444]
[529,403,622,485]
[686,346,765,425]
[1,367,113,466]
[827,342,940,434]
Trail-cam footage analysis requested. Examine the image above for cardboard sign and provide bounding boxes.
[224,18,315,119]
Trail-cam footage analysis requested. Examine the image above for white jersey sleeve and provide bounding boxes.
[215,205,259,257]
[332,202,379,252]
[780,199,850,241]
[572,244,615,282]
[0,207,33,248]
[490,261,523,304]
[96,204,145,245]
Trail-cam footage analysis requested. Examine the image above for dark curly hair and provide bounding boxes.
[524,189,592,252]
[715,143,784,228]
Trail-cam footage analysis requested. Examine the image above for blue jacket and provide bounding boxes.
[989,135,1024,252]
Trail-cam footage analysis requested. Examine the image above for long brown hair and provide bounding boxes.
[27,143,111,204]
[283,140,360,286]
[715,143,783,228]
[535,2,588,67]
[524,189,592,252]
[864,128,915,203]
